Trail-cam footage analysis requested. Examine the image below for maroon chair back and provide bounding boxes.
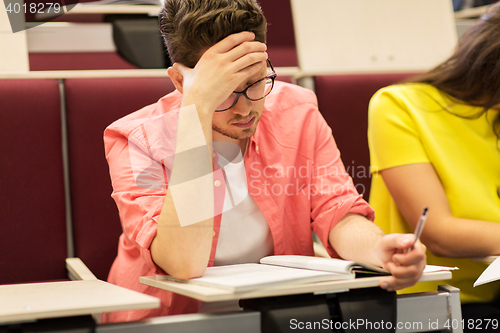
[0,79,67,284]
[29,53,138,71]
[314,73,418,200]
[259,0,297,66]
[64,77,175,280]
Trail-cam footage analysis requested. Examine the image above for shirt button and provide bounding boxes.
[214,180,221,187]
[256,145,259,153]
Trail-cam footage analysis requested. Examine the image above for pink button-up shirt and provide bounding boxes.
[103,81,374,322]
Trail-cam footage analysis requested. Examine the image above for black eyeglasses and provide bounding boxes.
[215,59,277,112]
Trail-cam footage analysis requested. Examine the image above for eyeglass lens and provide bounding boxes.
[216,77,274,111]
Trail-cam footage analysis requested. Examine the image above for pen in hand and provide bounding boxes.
[408,206,428,252]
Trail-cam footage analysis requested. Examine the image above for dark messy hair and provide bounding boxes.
[159,0,267,68]
[406,3,500,139]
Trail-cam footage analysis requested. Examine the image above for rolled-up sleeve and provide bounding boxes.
[309,108,375,258]
[105,121,168,271]
[104,107,224,272]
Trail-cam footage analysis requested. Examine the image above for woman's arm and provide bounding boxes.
[381,163,500,257]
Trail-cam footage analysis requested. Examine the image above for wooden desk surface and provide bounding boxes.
[140,270,452,303]
[69,3,161,15]
[0,67,300,80]
[0,280,160,324]
[36,3,161,20]
[454,5,487,19]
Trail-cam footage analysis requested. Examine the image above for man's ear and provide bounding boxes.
[167,65,184,94]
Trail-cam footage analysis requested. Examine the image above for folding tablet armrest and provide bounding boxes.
[66,257,98,281]
[397,285,463,333]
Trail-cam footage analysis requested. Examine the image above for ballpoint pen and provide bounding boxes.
[409,207,428,252]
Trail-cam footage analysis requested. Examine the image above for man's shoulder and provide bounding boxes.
[265,81,318,112]
[257,81,325,145]
[106,90,182,138]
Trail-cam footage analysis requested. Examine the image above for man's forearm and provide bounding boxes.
[151,104,215,280]
[152,190,214,279]
[328,213,385,266]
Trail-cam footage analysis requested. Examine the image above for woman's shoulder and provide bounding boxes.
[372,82,439,101]
[370,83,448,113]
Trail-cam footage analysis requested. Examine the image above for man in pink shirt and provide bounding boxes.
[104,0,426,322]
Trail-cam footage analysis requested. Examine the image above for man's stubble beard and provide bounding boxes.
[212,112,261,140]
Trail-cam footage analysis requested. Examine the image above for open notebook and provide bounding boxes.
[159,256,391,292]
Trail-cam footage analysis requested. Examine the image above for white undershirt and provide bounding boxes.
[199,143,273,313]
[213,148,274,266]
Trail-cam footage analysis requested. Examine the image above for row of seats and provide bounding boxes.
[316,73,417,199]
[27,0,297,71]
[1,77,174,284]
[0,72,414,286]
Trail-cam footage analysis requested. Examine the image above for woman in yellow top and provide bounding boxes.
[368,3,500,330]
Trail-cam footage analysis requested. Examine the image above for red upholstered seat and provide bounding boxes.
[0,79,68,284]
[64,77,175,280]
[314,73,418,201]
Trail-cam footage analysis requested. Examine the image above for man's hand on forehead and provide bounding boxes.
[172,31,268,114]
[211,31,268,75]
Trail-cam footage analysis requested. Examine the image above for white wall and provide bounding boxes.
[0,0,29,72]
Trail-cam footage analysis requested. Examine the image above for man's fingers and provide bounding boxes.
[194,32,267,83]
[210,32,267,69]
[227,40,267,62]
[376,233,426,292]
[225,41,267,77]
[379,233,415,252]
[392,242,426,266]
[379,275,417,292]
[380,253,425,291]
[233,53,267,74]
[380,265,421,291]
[386,261,421,279]
[212,31,258,53]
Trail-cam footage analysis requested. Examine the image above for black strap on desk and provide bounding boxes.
[241,293,334,332]
[337,287,397,333]
[240,287,396,333]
